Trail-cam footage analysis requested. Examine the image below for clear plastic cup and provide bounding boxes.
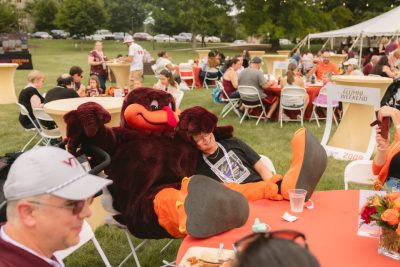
[288,189,307,213]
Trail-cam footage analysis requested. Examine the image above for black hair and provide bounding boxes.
[234,237,320,267]
[69,66,83,76]
[224,56,240,70]
[57,75,73,87]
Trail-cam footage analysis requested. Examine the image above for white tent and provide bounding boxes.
[296,6,400,65]
[308,5,400,39]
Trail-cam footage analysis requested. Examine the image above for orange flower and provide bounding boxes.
[393,198,400,211]
[385,192,400,202]
[381,209,400,226]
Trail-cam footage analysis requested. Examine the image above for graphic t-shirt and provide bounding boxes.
[128,43,144,71]
[196,137,262,184]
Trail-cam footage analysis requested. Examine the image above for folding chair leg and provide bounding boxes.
[312,106,320,127]
[91,237,112,267]
[333,107,338,126]
[119,230,147,267]
[300,110,304,127]
[279,108,283,128]
[240,108,248,124]
[160,239,174,254]
[21,132,39,152]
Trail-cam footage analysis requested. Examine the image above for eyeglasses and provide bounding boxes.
[192,133,211,145]
[233,230,308,254]
[28,197,93,215]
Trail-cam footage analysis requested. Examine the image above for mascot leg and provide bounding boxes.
[224,174,283,201]
[280,128,327,200]
[154,176,250,239]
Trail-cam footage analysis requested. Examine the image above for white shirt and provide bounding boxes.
[155,57,173,74]
[128,43,144,71]
[153,81,180,100]
[0,226,64,267]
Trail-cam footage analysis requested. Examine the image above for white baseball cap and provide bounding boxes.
[3,147,112,201]
[123,36,134,44]
[343,58,358,66]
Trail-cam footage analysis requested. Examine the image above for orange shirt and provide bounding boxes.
[372,136,400,190]
[315,61,339,80]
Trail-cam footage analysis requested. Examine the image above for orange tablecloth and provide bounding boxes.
[265,84,322,120]
[175,65,202,88]
[176,190,395,267]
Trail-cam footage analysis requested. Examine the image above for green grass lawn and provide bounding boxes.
[1,39,365,266]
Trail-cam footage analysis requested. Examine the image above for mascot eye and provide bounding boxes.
[150,100,159,111]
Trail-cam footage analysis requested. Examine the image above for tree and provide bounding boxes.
[148,0,231,50]
[104,0,146,33]
[0,3,19,33]
[31,0,59,31]
[55,0,109,36]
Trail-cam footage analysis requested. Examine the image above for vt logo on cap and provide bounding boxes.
[62,157,79,167]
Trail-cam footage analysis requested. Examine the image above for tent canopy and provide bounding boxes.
[308,6,400,39]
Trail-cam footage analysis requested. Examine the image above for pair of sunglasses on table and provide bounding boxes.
[233,229,308,254]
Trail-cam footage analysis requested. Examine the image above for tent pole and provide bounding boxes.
[359,34,364,68]
[294,36,307,51]
[330,37,334,50]
[307,35,310,49]
[321,37,330,51]
[349,35,360,52]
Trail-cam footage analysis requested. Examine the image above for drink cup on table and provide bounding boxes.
[288,189,307,213]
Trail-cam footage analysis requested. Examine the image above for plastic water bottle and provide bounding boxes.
[311,74,316,84]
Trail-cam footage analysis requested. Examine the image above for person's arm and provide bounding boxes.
[382,65,397,78]
[76,84,86,97]
[253,159,273,181]
[30,95,43,108]
[165,63,175,72]
[88,54,103,66]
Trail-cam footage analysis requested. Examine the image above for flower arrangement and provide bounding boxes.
[360,192,400,256]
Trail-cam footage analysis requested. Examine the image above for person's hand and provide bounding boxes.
[378,106,397,121]
[376,127,390,151]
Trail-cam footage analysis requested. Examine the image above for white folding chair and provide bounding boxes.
[203,67,219,89]
[259,154,276,175]
[175,90,184,109]
[33,108,62,146]
[344,160,377,190]
[272,61,289,79]
[309,86,339,127]
[16,103,42,152]
[54,220,111,266]
[216,81,240,118]
[151,64,159,79]
[178,63,195,90]
[279,86,307,128]
[237,85,267,125]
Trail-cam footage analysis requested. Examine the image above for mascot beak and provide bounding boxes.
[162,106,178,127]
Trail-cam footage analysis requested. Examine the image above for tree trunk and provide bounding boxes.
[191,31,197,51]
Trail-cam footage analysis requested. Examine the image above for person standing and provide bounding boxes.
[123,36,144,89]
[88,41,108,93]
[0,146,112,266]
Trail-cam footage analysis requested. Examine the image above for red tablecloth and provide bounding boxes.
[175,65,202,88]
[176,190,395,267]
[265,84,322,121]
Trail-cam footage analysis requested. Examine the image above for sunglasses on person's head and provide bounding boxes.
[233,230,308,254]
[28,197,94,215]
[192,132,211,145]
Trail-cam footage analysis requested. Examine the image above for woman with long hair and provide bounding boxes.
[86,75,101,97]
[154,69,179,99]
[370,55,398,78]
[221,57,242,99]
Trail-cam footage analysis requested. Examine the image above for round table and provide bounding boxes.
[176,190,395,267]
[106,62,130,89]
[276,50,291,57]
[196,50,211,60]
[0,63,19,104]
[43,97,124,138]
[329,54,347,68]
[248,51,265,59]
[261,54,289,75]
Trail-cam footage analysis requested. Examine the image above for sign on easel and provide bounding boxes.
[321,83,381,161]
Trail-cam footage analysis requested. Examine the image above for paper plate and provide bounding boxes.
[179,246,234,267]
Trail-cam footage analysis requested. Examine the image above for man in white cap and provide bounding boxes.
[0,147,112,266]
[123,35,144,89]
[343,58,364,76]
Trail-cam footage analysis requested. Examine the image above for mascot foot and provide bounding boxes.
[185,175,249,238]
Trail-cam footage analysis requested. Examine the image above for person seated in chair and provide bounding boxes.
[238,57,278,121]
[372,106,400,191]
[0,147,111,266]
[221,57,242,99]
[178,106,276,184]
[18,70,46,129]
[199,51,221,85]
[44,74,80,104]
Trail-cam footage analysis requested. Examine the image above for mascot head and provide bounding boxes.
[121,88,180,132]
[178,106,234,142]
